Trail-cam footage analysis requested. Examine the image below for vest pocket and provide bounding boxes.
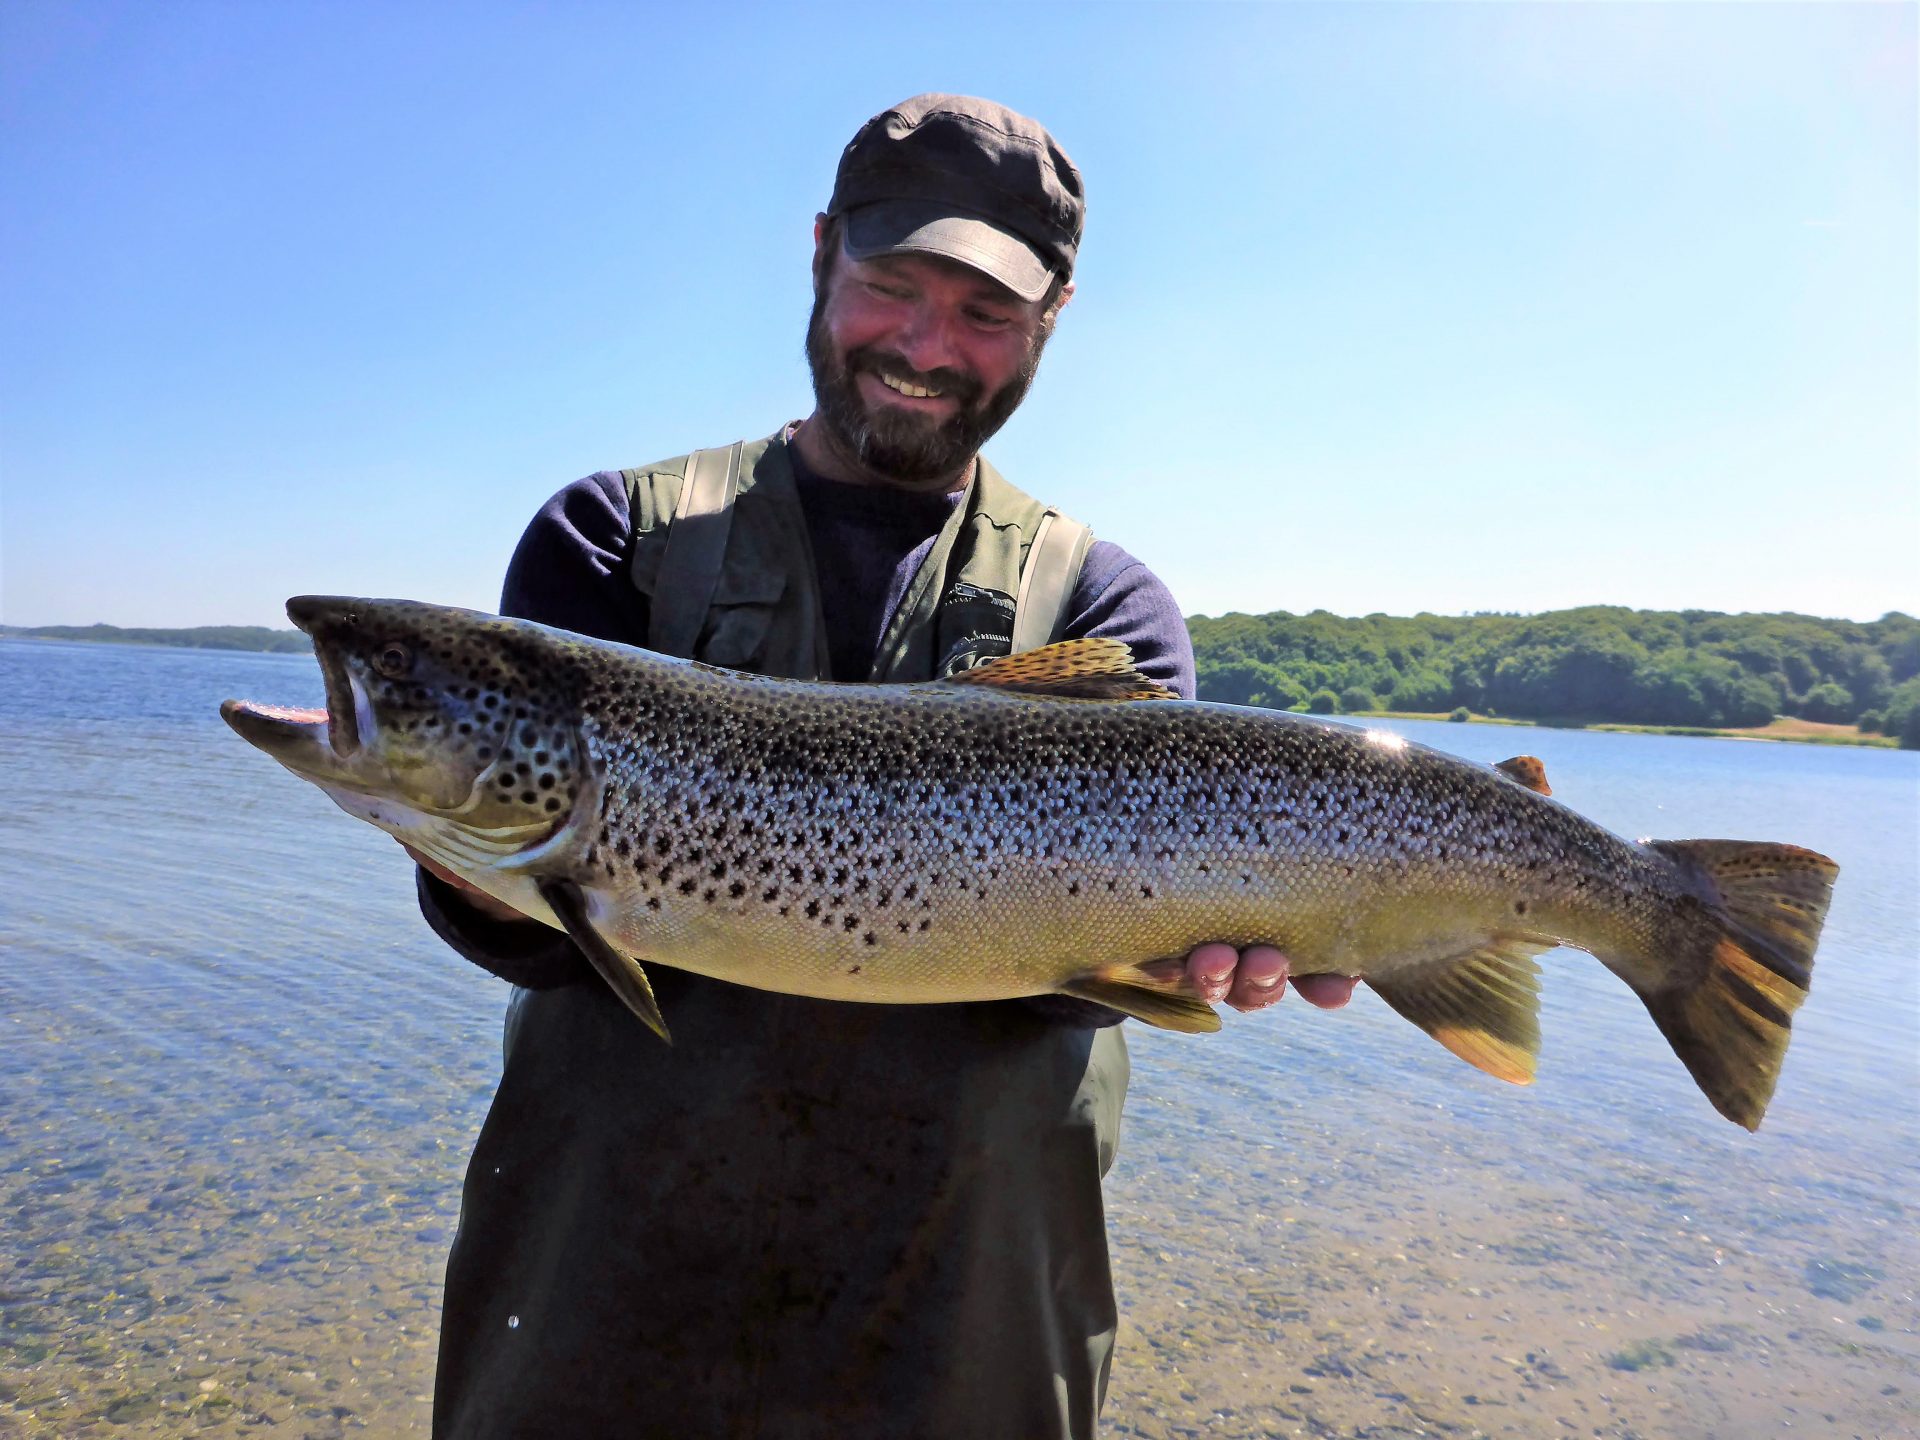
[695,566,788,670]
[629,512,788,669]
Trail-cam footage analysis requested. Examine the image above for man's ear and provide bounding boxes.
[1053,281,1075,314]
[813,213,828,254]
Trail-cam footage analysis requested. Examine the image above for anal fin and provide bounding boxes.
[538,878,671,1043]
[1367,937,1548,1083]
[1060,965,1221,1033]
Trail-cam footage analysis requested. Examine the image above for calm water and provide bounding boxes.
[2,640,1916,1439]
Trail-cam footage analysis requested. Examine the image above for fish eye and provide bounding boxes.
[373,642,413,679]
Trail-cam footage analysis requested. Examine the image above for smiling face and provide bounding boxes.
[802,222,1068,491]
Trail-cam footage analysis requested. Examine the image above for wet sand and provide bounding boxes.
[1102,1068,1918,1440]
[5,1019,1913,1439]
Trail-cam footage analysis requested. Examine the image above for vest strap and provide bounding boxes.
[648,441,744,658]
[1011,511,1093,654]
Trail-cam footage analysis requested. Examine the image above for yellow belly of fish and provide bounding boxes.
[591,858,1538,1005]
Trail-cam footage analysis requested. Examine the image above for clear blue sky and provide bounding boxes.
[2,2,1912,629]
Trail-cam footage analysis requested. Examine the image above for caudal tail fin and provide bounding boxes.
[1639,840,1838,1131]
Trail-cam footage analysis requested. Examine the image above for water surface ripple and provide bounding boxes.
[2,641,1915,1438]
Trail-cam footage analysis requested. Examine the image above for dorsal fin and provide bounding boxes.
[941,638,1178,701]
[1494,755,1552,796]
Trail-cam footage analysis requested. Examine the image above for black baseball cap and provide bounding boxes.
[826,94,1085,304]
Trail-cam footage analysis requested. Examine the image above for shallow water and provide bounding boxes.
[2,641,1915,1437]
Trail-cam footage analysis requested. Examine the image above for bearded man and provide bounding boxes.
[413,94,1353,1440]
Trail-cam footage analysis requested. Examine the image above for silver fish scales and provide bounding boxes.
[223,597,1838,1129]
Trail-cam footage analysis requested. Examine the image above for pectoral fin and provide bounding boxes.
[537,878,671,1044]
[1366,938,1548,1083]
[1060,964,1222,1033]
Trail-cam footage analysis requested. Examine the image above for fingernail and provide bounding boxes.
[1248,975,1281,991]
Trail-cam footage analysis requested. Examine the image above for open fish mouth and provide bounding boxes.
[218,698,347,782]
[219,698,329,746]
[219,597,367,770]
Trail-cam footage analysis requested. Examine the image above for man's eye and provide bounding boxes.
[865,282,910,300]
[966,309,1015,329]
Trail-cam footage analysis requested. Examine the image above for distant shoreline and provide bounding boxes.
[0,625,310,654]
[1349,709,1898,749]
[6,625,1900,750]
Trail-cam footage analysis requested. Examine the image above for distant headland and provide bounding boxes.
[0,623,311,653]
[6,607,1915,749]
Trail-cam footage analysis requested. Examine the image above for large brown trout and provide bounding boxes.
[223,596,1838,1129]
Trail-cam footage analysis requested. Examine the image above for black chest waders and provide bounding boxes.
[433,432,1127,1440]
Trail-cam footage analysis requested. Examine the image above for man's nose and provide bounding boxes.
[892,302,962,375]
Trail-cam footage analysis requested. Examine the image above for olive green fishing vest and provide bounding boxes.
[436,430,1127,1440]
[619,430,1093,681]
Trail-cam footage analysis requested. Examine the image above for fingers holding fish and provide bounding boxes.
[1289,973,1357,1011]
[1164,944,1356,1013]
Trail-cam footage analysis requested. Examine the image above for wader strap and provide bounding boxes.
[1011,511,1093,653]
[648,441,744,658]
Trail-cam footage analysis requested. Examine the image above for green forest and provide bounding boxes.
[1189,606,1920,748]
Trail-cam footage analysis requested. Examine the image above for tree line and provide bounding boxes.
[1188,606,1920,747]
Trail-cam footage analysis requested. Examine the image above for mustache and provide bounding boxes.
[846,347,983,406]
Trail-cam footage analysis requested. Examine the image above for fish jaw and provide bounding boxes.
[219,699,363,790]
[226,595,598,828]
[223,596,604,921]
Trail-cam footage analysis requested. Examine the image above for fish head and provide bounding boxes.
[221,597,591,840]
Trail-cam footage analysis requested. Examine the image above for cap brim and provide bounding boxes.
[843,201,1054,303]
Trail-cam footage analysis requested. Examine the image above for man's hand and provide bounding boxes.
[1163,943,1358,1013]
[402,842,533,924]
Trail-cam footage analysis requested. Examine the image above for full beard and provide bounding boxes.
[804,295,1045,487]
